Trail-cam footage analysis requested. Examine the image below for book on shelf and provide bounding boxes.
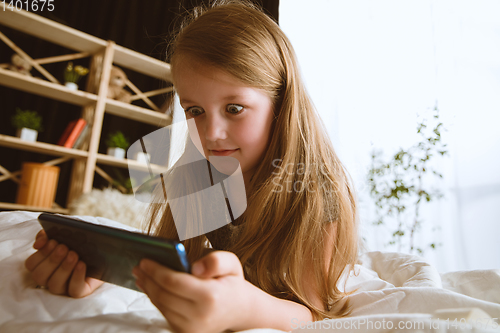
[57,120,77,146]
[72,124,89,149]
[57,118,87,148]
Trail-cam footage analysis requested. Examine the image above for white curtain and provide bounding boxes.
[280,0,500,272]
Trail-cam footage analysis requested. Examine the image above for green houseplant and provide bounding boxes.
[367,107,448,254]
[11,108,43,142]
[106,131,129,159]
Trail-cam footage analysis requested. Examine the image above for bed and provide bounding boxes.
[1,210,499,333]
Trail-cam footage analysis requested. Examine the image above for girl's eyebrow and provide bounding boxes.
[180,99,195,105]
[180,94,248,106]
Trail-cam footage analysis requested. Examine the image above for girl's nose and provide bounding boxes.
[204,112,228,142]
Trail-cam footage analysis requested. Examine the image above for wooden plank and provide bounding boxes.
[35,52,90,65]
[94,165,127,194]
[0,10,172,82]
[0,67,171,127]
[0,134,88,158]
[83,42,115,193]
[125,79,159,111]
[0,202,69,214]
[105,99,171,126]
[67,53,101,205]
[0,68,97,106]
[0,170,21,183]
[43,156,71,166]
[0,165,20,183]
[129,86,174,101]
[0,30,59,83]
[96,153,168,175]
[113,45,172,81]
[0,9,106,53]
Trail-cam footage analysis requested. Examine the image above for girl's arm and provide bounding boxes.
[134,223,337,333]
[134,251,314,333]
[237,279,314,331]
[240,222,337,330]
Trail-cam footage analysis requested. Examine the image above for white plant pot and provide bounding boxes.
[16,128,38,142]
[65,82,78,90]
[107,147,125,159]
[135,152,151,165]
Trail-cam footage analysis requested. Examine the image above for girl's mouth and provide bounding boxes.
[210,149,239,156]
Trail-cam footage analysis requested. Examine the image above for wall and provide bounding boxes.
[280,0,500,272]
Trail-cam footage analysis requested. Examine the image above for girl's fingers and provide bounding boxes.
[137,259,203,300]
[30,243,68,286]
[135,271,190,321]
[67,261,103,298]
[46,250,78,295]
[33,230,48,249]
[35,229,46,239]
[25,239,58,272]
[67,261,88,297]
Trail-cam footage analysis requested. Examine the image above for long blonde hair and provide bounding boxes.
[146,0,358,320]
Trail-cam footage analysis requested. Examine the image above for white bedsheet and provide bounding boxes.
[0,211,498,333]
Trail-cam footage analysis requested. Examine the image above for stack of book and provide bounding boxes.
[57,118,88,149]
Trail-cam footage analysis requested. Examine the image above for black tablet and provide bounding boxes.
[38,213,191,291]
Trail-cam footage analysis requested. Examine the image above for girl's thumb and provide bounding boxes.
[192,261,205,276]
[192,251,243,279]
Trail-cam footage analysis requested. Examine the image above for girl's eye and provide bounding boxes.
[185,106,204,117]
[226,104,244,114]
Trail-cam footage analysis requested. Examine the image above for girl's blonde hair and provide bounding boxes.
[146,0,358,320]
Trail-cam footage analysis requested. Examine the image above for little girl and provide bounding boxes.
[25,1,359,332]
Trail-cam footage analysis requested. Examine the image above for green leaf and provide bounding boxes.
[106,131,130,150]
[11,108,43,131]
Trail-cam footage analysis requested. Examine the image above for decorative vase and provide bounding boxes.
[65,82,78,90]
[107,147,126,159]
[16,127,38,142]
[16,163,60,208]
[135,152,151,165]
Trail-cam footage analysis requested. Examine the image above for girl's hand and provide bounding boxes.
[24,229,104,297]
[133,251,251,333]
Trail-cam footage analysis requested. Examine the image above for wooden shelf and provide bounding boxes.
[0,9,171,81]
[0,68,170,125]
[0,68,97,106]
[0,135,88,158]
[105,99,170,126]
[0,9,174,210]
[0,202,69,214]
[96,153,168,175]
[0,135,168,174]
[114,45,172,82]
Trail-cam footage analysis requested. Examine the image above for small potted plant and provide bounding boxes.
[64,62,89,90]
[106,131,129,159]
[11,108,43,142]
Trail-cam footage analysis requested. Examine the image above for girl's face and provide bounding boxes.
[173,59,275,185]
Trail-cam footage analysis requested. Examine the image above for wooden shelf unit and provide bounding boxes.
[0,68,98,106]
[0,135,89,159]
[0,202,69,215]
[0,9,173,213]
